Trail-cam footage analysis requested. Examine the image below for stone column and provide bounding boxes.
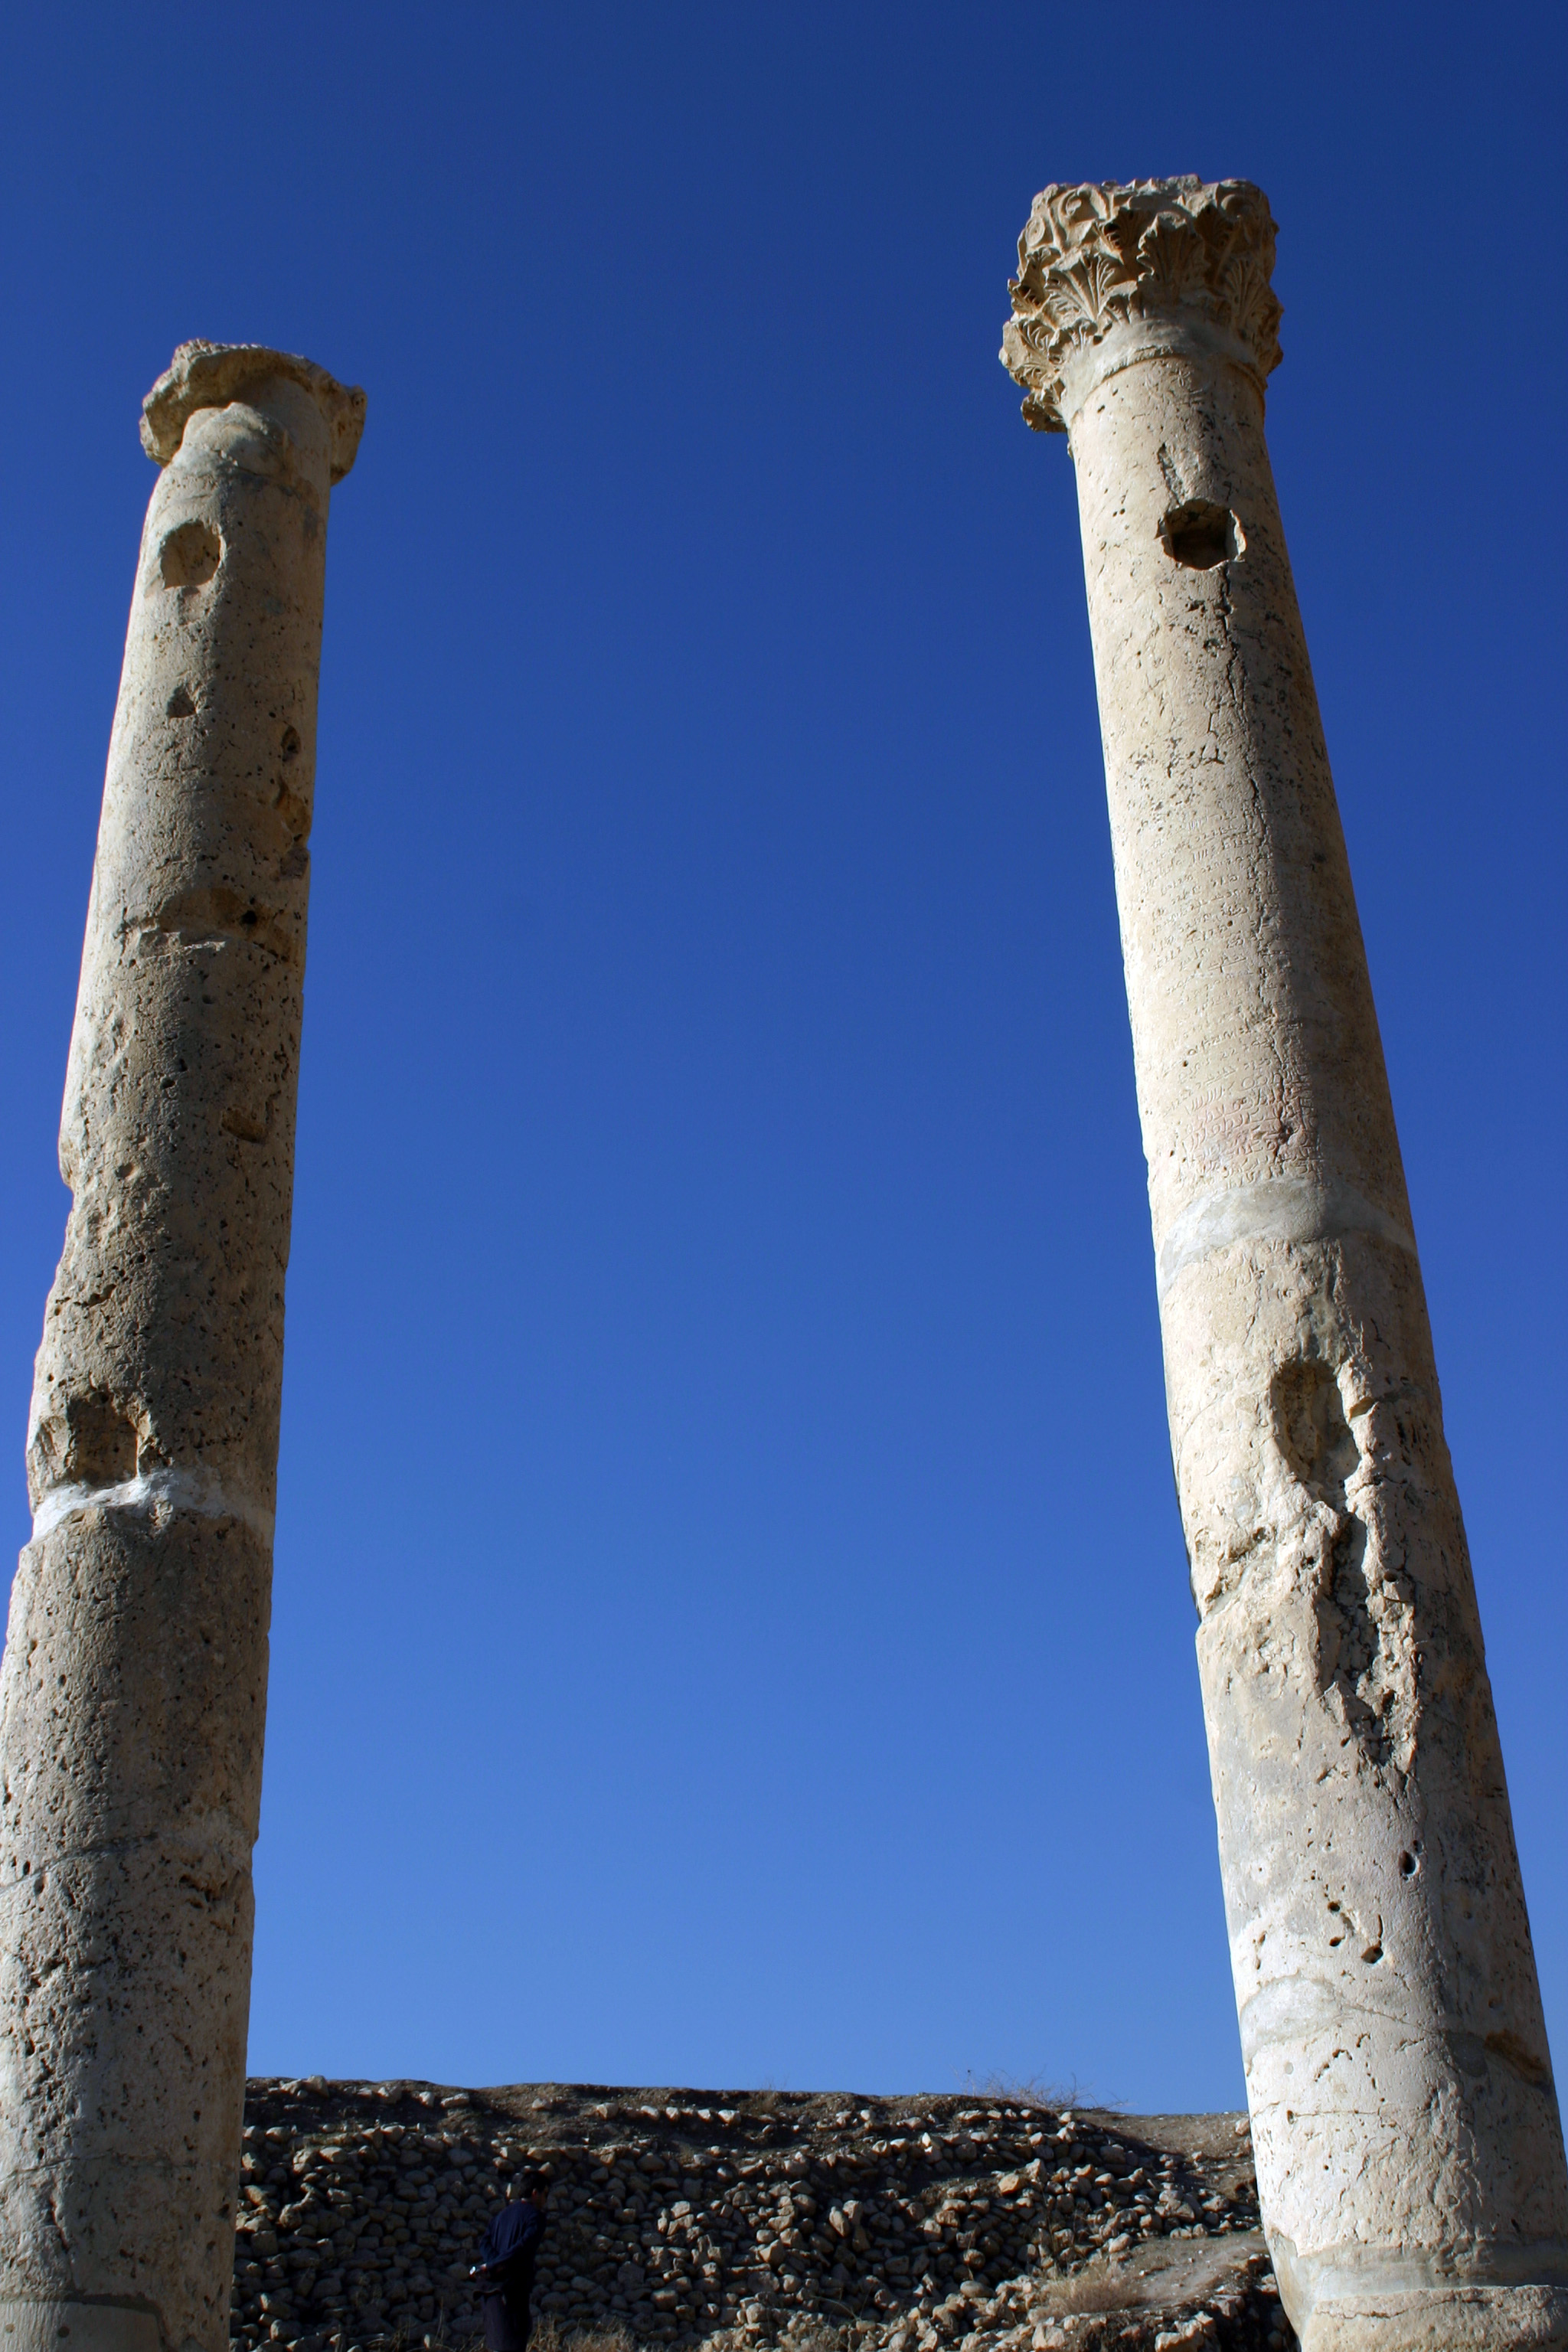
[1002,180,1567,2350]
[0,343,364,2352]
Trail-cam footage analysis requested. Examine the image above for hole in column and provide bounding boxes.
[32,1391,139,1488]
[165,685,196,718]
[1158,499,1243,570]
[158,518,222,589]
[1271,1360,1358,1498]
[1274,1358,1410,1766]
[274,727,309,838]
[274,779,309,838]
[1484,2029,1552,2089]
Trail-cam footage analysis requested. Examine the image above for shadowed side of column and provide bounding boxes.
[0,343,364,2352]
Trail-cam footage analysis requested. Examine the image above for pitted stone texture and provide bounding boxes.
[0,344,362,2352]
[141,340,366,480]
[1004,181,1568,2350]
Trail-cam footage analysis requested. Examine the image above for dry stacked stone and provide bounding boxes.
[230,2082,1296,2352]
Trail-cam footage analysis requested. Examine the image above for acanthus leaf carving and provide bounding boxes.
[1000,176,1284,433]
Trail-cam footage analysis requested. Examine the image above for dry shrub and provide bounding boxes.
[1057,2276,1136,2313]
[958,2072,1114,2115]
[531,2324,639,2352]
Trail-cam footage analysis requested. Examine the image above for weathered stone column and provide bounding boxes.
[0,343,363,2352]
[1003,180,1567,2350]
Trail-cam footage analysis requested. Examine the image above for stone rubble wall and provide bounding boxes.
[230,2082,1295,2352]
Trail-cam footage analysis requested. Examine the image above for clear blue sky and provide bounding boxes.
[1,2,1563,2114]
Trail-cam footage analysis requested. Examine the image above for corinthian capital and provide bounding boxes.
[1001,176,1283,432]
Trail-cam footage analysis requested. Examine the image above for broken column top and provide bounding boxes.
[1000,176,1283,433]
[140,338,367,480]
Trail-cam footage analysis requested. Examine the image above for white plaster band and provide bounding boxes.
[0,2305,162,2352]
[1266,2233,1568,2311]
[1058,313,1268,433]
[31,1465,274,1547]
[1156,1174,1418,1300]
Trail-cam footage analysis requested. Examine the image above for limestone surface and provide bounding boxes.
[1003,179,1568,2350]
[0,345,362,2352]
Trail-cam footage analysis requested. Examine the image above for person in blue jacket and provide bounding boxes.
[473,2169,550,2352]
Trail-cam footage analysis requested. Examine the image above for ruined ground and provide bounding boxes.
[232,2080,1297,2352]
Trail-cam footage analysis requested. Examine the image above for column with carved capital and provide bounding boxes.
[0,344,363,2352]
[1003,179,1567,2350]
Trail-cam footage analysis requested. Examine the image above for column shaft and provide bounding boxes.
[1004,180,1568,2352]
[0,343,363,2352]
